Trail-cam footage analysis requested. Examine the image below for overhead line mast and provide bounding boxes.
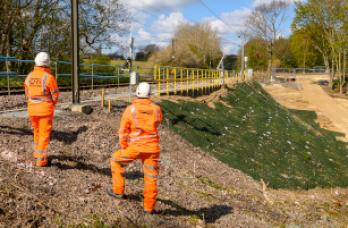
[71,0,80,104]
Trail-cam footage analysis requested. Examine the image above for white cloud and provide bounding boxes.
[137,28,152,41]
[201,8,251,54]
[152,12,190,42]
[204,8,252,34]
[253,0,304,6]
[120,0,198,11]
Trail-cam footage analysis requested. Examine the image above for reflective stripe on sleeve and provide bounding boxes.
[42,73,49,95]
[29,96,54,102]
[34,149,47,153]
[111,156,132,163]
[144,173,158,179]
[130,105,140,129]
[51,88,59,95]
[144,165,159,170]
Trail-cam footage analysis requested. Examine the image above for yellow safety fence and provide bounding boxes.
[153,65,232,97]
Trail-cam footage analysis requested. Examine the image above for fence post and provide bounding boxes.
[186,69,189,95]
[6,57,10,96]
[180,68,183,95]
[204,69,207,94]
[117,66,120,89]
[192,69,196,96]
[55,60,58,81]
[201,69,204,93]
[91,63,94,92]
[174,68,177,95]
[166,67,169,96]
[153,65,157,81]
[157,66,161,97]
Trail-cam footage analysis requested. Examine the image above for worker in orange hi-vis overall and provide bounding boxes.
[24,52,59,167]
[108,82,163,214]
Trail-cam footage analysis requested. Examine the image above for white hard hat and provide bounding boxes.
[136,82,151,98]
[34,52,50,67]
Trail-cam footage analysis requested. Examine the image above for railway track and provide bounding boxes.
[0,82,150,95]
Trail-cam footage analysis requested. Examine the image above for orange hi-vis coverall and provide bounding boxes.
[110,98,163,213]
[24,66,59,167]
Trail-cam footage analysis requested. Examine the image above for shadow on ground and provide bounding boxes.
[126,194,233,223]
[50,155,143,180]
[0,125,88,145]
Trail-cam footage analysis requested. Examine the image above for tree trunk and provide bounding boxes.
[338,52,343,94]
[324,55,330,74]
[330,58,335,89]
[343,50,346,94]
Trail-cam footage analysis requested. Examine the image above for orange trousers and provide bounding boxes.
[110,145,160,213]
[30,115,53,167]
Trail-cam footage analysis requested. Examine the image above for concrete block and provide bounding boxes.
[70,104,93,114]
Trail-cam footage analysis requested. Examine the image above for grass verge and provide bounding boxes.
[161,82,348,189]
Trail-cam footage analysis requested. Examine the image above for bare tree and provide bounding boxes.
[244,0,290,75]
[0,0,129,59]
[150,23,222,68]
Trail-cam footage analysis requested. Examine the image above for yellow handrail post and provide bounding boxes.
[180,68,183,95]
[198,69,201,94]
[198,69,200,94]
[191,69,195,96]
[201,69,204,94]
[166,67,169,96]
[186,68,189,95]
[208,70,211,92]
[174,68,177,95]
[153,65,157,81]
[214,71,217,89]
[157,66,161,96]
[205,69,207,94]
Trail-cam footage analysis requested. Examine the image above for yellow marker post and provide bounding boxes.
[166,67,169,96]
[108,99,111,113]
[101,88,105,108]
[157,66,161,96]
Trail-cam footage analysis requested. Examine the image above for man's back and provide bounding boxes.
[25,66,59,116]
[119,98,162,152]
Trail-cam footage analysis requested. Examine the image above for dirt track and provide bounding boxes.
[264,75,348,140]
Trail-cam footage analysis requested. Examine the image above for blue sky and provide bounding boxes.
[113,0,301,55]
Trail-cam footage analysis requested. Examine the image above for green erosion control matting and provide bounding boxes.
[161,82,348,189]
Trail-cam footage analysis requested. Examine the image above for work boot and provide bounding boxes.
[107,188,124,199]
[144,209,158,215]
[33,158,50,167]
